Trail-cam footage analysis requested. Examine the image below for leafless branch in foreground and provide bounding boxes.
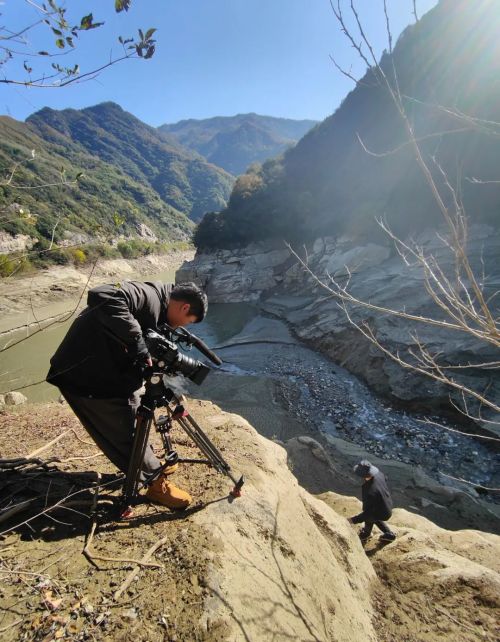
[292,1,500,448]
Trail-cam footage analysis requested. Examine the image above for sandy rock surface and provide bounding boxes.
[1,401,498,641]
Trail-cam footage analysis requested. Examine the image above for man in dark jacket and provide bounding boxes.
[348,459,396,543]
[47,280,208,509]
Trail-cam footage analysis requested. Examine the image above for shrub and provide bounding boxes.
[68,247,86,265]
[0,254,15,277]
[117,241,136,258]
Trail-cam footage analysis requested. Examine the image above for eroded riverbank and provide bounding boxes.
[0,250,194,334]
[1,266,498,532]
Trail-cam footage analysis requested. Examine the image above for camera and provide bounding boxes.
[144,328,211,385]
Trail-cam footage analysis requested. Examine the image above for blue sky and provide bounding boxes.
[1,0,438,126]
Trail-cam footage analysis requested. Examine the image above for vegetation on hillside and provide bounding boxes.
[27,102,233,222]
[195,0,500,250]
[0,116,193,248]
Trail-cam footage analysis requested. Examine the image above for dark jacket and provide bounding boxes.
[352,471,393,523]
[47,281,172,398]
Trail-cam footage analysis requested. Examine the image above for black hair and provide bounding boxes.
[170,282,208,322]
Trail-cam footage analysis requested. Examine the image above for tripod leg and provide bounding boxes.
[122,410,153,510]
[176,415,228,474]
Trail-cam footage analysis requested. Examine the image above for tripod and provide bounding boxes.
[121,372,244,518]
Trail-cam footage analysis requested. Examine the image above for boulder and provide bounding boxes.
[4,391,28,405]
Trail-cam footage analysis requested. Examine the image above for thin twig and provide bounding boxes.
[27,430,71,458]
[82,476,162,571]
[0,618,23,633]
[434,605,488,634]
[114,534,171,600]
[438,472,500,493]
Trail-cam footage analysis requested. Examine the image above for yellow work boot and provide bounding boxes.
[146,476,192,509]
[162,462,179,475]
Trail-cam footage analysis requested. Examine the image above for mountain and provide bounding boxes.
[194,0,500,249]
[159,113,317,175]
[0,115,192,245]
[27,102,234,222]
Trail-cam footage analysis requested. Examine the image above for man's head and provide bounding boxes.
[167,282,208,329]
[353,460,379,480]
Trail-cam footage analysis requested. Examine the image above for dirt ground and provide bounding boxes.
[0,402,230,642]
[1,403,499,642]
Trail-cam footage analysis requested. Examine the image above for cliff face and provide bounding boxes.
[1,401,498,641]
[177,226,500,429]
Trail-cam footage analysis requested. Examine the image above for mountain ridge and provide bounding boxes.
[27,102,234,222]
[0,114,193,247]
[160,112,317,175]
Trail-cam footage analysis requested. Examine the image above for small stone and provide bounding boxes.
[4,391,28,405]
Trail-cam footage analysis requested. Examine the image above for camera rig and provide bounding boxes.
[121,325,244,518]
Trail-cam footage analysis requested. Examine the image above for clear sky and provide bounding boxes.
[1,0,438,126]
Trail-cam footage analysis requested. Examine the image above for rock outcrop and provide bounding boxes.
[1,400,498,641]
[178,226,500,429]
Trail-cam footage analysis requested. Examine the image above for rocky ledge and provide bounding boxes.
[1,400,499,641]
[178,227,500,433]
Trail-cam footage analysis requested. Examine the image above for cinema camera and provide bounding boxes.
[121,325,244,518]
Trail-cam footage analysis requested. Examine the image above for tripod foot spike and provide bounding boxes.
[230,475,245,498]
[120,506,134,519]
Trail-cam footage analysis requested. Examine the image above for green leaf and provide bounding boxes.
[55,38,65,49]
[66,36,74,47]
[79,14,104,30]
[144,44,155,59]
[115,0,132,12]
[51,27,62,36]
[38,51,50,56]
[80,14,93,29]
[145,28,157,40]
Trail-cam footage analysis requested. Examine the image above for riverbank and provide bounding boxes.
[0,249,194,335]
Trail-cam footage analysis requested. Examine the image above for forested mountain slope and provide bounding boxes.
[0,115,192,244]
[27,102,234,222]
[195,0,500,249]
